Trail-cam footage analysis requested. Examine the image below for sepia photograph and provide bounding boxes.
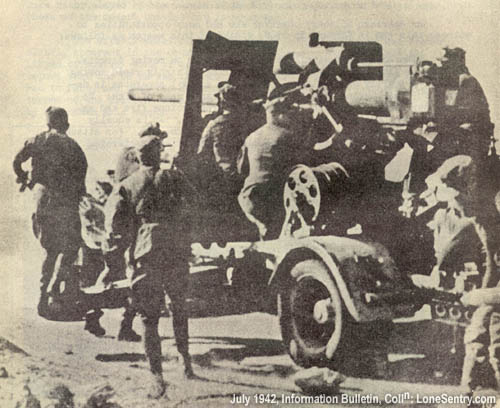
[0,0,499,406]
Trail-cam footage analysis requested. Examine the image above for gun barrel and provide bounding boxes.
[128,88,181,103]
[363,287,461,306]
[356,62,413,68]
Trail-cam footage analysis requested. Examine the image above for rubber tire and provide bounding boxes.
[278,259,348,368]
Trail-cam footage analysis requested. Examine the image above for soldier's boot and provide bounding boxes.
[462,343,490,391]
[118,306,141,342]
[171,300,194,379]
[38,251,58,317]
[58,251,81,298]
[148,373,167,400]
[37,292,50,318]
[463,307,499,391]
[181,353,195,379]
[494,369,500,392]
[38,280,50,318]
[490,343,500,391]
[143,315,167,399]
[45,251,80,301]
[84,310,106,337]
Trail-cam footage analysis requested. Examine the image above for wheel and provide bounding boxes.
[282,166,321,238]
[281,163,349,238]
[278,259,347,368]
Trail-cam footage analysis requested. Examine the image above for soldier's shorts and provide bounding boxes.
[131,223,190,318]
[78,246,106,288]
[238,182,284,239]
[131,272,165,319]
[131,263,188,319]
[32,184,81,252]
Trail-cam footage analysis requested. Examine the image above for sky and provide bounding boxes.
[0,0,499,215]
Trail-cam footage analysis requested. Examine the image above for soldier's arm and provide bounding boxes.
[103,185,130,246]
[73,142,88,196]
[461,287,500,307]
[13,137,36,183]
[115,147,139,183]
[79,146,88,195]
[197,121,214,157]
[456,75,490,125]
[236,142,249,177]
[212,130,233,173]
[400,121,433,152]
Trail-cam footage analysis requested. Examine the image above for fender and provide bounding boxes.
[268,239,361,321]
[260,235,414,322]
[262,237,360,321]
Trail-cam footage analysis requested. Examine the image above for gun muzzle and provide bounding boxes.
[350,60,412,70]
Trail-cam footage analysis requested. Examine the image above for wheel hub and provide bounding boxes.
[313,298,334,324]
[289,276,337,350]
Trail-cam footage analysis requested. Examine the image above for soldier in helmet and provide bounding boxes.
[197,84,257,175]
[434,47,491,157]
[200,81,229,126]
[401,46,494,225]
[413,155,500,393]
[115,122,168,183]
[197,83,264,190]
[13,107,87,317]
[197,83,264,240]
[104,136,195,398]
[406,46,492,196]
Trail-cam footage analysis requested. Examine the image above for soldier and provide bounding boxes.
[104,136,194,398]
[79,175,141,341]
[84,125,169,339]
[13,107,87,317]
[197,83,261,178]
[115,122,168,183]
[435,47,491,153]
[237,88,320,239]
[461,283,500,392]
[447,155,500,394]
[412,155,500,392]
[405,46,492,198]
[197,83,264,241]
[200,80,228,126]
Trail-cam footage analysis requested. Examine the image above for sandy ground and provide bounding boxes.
[0,305,475,408]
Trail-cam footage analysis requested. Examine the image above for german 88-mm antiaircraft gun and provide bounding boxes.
[47,32,500,376]
[131,32,500,370]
